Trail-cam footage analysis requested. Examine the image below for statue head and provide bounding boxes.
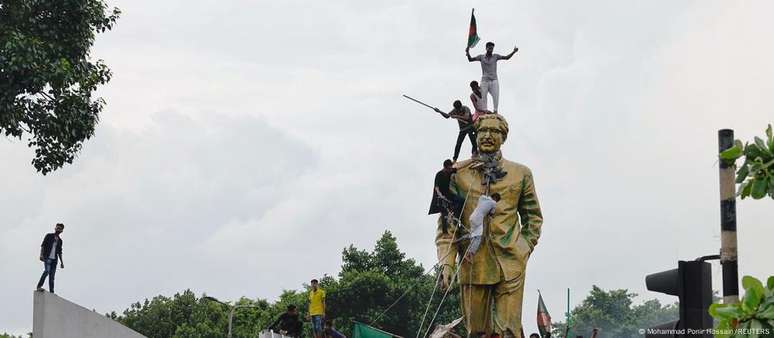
[475,114,509,154]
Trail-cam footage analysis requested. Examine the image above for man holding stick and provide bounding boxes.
[435,100,477,162]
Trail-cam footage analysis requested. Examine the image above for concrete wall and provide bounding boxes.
[259,330,293,338]
[33,291,146,338]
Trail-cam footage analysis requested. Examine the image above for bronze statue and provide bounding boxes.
[435,114,543,338]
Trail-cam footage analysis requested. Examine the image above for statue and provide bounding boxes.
[435,114,543,338]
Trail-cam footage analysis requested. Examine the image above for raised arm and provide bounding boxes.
[466,47,476,62]
[517,169,543,250]
[500,46,519,60]
[267,314,282,330]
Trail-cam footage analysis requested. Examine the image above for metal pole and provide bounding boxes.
[718,129,739,304]
[565,288,571,338]
[228,306,235,338]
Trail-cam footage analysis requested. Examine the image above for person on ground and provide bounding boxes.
[36,223,64,293]
[429,159,464,234]
[307,279,326,338]
[268,304,303,338]
[466,42,518,113]
[323,319,347,338]
[434,100,477,162]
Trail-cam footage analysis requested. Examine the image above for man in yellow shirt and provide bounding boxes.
[308,279,326,338]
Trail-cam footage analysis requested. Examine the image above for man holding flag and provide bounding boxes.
[465,9,518,114]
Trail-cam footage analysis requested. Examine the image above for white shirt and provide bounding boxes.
[469,195,497,237]
[473,54,504,81]
[49,239,58,260]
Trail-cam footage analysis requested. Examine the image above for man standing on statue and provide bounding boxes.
[466,42,518,113]
[434,100,477,162]
[435,114,543,338]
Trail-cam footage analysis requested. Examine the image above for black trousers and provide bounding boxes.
[37,258,57,292]
[439,193,465,233]
[453,129,477,161]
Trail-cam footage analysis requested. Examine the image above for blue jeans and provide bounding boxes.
[311,315,324,336]
[37,258,57,292]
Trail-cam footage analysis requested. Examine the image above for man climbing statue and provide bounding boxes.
[435,114,543,338]
[429,159,465,234]
[466,42,518,113]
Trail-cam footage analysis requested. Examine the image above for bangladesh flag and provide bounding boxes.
[537,291,553,338]
[352,322,402,338]
[467,9,480,49]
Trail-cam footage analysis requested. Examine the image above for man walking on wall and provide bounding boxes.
[36,223,65,293]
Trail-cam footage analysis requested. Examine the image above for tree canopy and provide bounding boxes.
[0,0,120,174]
[552,286,678,338]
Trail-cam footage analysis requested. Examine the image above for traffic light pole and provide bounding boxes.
[718,129,739,304]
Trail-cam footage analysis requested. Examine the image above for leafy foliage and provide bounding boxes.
[110,231,460,338]
[0,333,29,338]
[719,124,774,200]
[0,0,120,174]
[709,276,774,338]
[551,286,678,338]
[329,231,460,337]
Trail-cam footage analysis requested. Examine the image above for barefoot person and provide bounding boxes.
[466,42,518,113]
[36,223,64,293]
[434,100,477,162]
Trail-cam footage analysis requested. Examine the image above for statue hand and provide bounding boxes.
[438,264,454,290]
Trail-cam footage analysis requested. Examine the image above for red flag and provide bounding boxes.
[467,9,480,49]
[537,291,552,337]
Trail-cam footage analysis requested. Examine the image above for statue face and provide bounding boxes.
[476,118,505,153]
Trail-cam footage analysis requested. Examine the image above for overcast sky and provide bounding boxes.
[2,0,774,335]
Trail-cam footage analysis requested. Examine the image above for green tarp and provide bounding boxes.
[352,322,401,338]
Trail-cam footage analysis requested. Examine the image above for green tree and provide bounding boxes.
[551,286,678,338]
[0,0,120,174]
[109,290,273,338]
[719,124,774,200]
[0,333,29,338]
[325,231,461,337]
[110,231,462,338]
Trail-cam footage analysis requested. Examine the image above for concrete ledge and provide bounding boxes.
[33,291,146,338]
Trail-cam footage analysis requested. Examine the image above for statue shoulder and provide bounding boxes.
[502,159,534,177]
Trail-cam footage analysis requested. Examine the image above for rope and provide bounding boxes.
[421,264,463,338]
[415,271,442,338]
[373,175,475,332]
[369,248,456,325]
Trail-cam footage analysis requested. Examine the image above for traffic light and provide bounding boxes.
[645,260,713,337]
